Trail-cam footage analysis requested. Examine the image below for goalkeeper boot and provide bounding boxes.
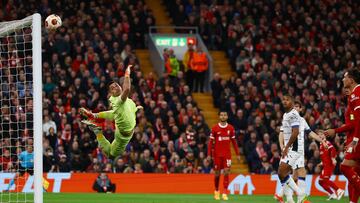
[214,190,220,200]
[222,193,229,201]
[79,108,95,119]
[82,120,102,135]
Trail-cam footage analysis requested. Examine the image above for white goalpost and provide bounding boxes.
[0,13,43,203]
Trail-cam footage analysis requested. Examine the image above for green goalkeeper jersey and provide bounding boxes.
[109,95,137,132]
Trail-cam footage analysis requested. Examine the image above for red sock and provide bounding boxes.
[348,184,354,202]
[319,179,334,195]
[327,180,339,191]
[215,175,220,191]
[352,167,360,202]
[223,175,229,194]
[340,164,360,190]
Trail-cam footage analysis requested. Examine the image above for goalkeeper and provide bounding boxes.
[81,65,142,159]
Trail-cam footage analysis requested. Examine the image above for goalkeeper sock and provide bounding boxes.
[96,133,111,157]
[110,134,132,158]
[215,175,220,191]
[7,178,15,191]
[97,111,114,120]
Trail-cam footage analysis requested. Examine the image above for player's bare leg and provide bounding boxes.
[214,170,220,200]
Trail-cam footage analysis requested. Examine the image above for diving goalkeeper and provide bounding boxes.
[81,65,142,159]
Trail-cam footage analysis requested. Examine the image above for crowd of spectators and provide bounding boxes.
[168,0,358,174]
[1,0,359,175]
[0,0,212,174]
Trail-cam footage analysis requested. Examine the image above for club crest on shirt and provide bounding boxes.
[350,94,359,102]
[350,114,355,120]
[227,130,230,135]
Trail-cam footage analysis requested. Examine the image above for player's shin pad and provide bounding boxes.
[96,134,111,157]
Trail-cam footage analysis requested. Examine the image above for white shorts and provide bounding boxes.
[280,150,304,169]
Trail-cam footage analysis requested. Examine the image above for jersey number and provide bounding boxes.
[226,159,231,167]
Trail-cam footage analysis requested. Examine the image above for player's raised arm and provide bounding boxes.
[121,65,132,101]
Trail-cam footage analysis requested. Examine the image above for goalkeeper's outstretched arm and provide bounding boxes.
[121,65,132,101]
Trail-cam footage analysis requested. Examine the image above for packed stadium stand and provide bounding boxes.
[1,0,359,176]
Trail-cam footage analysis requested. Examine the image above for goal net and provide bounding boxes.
[0,14,43,203]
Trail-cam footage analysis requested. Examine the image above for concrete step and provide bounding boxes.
[210,51,227,58]
[144,0,174,33]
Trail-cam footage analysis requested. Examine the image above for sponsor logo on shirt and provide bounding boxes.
[350,94,359,102]
[218,136,230,141]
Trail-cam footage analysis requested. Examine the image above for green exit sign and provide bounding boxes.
[155,37,187,47]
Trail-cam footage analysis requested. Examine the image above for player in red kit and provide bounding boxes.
[325,69,360,203]
[326,87,359,202]
[207,110,240,200]
[319,139,344,200]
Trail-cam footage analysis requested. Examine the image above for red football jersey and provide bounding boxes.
[344,100,356,145]
[320,141,337,168]
[208,123,239,158]
[349,85,360,140]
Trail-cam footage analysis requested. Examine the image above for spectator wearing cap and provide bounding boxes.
[190,47,208,92]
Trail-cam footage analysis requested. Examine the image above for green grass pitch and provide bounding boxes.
[0,193,349,203]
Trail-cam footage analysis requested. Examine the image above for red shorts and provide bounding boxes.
[320,166,334,179]
[344,149,360,161]
[214,156,232,170]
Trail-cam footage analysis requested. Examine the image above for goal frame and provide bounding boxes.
[0,13,43,203]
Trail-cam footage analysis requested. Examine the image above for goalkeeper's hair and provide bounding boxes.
[347,68,360,84]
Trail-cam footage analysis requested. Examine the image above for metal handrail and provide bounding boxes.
[149,26,198,34]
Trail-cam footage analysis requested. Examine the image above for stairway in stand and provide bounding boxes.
[135,49,157,79]
[139,0,249,174]
[211,51,233,80]
[144,0,174,33]
[136,0,174,78]
[193,51,248,174]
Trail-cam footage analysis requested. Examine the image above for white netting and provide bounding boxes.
[0,16,35,203]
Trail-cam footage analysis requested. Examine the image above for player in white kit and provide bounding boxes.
[277,95,307,203]
[275,100,327,203]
